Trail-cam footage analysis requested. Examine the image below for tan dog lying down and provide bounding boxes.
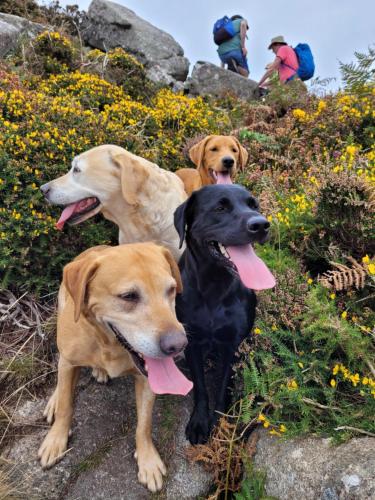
[38,243,192,492]
[176,135,249,196]
[40,145,187,261]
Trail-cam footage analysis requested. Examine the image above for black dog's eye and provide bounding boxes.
[232,148,238,153]
[247,198,259,210]
[73,166,81,173]
[215,197,231,212]
[214,204,226,212]
[119,291,140,302]
[210,147,218,152]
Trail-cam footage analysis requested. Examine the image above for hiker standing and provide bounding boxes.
[258,36,298,87]
[214,15,249,78]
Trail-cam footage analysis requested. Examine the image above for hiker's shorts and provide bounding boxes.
[219,49,249,73]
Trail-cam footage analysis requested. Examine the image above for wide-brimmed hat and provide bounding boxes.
[268,36,287,50]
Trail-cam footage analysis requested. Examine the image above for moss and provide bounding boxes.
[73,441,113,475]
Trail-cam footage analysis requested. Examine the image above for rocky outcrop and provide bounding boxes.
[0,13,43,58]
[83,0,189,88]
[185,61,259,101]
[4,371,212,499]
[253,429,375,499]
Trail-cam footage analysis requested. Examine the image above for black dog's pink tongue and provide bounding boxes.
[144,356,193,395]
[216,172,232,185]
[226,244,276,290]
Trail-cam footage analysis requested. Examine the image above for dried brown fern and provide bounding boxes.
[186,400,258,500]
[186,417,243,499]
[318,256,367,291]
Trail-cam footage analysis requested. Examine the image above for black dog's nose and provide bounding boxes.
[247,216,270,234]
[221,156,235,169]
[40,183,50,197]
[160,331,187,356]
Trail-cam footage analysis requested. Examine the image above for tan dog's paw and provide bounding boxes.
[38,429,69,469]
[92,367,109,384]
[43,389,58,424]
[135,446,166,492]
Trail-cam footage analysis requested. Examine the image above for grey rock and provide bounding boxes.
[0,13,44,58]
[12,397,47,425]
[84,0,189,86]
[252,429,375,499]
[185,61,260,101]
[3,369,211,499]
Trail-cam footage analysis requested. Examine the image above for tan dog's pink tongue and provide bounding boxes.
[55,202,80,230]
[144,356,193,395]
[216,172,233,185]
[226,244,276,290]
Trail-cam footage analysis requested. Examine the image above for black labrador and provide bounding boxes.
[174,184,275,444]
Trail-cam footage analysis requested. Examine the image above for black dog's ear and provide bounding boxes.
[174,193,196,248]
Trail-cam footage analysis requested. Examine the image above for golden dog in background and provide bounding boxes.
[176,135,249,196]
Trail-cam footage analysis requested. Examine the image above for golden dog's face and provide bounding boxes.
[40,145,150,228]
[64,243,186,359]
[189,135,249,183]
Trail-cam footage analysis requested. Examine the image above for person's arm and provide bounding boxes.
[240,20,248,56]
[258,57,281,86]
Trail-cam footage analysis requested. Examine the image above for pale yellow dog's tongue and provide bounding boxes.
[55,202,80,230]
[55,198,97,230]
[144,356,193,395]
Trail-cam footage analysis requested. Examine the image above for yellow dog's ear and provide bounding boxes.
[111,153,150,205]
[63,254,100,322]
[231,136,249,170]
[161,247,183,293]
[189,136,214,169]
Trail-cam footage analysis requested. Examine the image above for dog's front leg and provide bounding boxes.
[185,342,210,444]
[211,344,237,427]
[38,356,80,468]
[134,374,166,493]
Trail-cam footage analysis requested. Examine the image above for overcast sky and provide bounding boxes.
[54,0,374,88]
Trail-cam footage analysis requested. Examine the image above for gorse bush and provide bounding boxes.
[31,31,76,75]
[0,43,229,292]
[86,48,151,100]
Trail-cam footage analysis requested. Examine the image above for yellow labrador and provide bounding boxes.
[40,145,187,261]
[38,243,192,492]
[176,135,248,196]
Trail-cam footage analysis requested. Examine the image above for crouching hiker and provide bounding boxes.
[214,15,250,78]
[258,35,315,89]
[258,36,298,88]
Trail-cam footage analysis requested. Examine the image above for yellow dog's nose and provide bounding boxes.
[159,331,187,356]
